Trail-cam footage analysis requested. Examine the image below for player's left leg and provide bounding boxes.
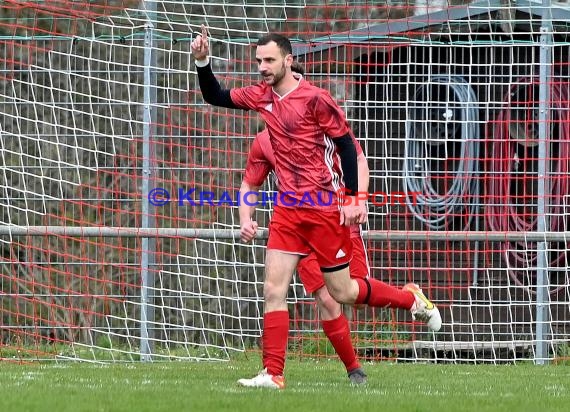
[237,249,298,389]
[238,207,305,389]
[306,210,442,332]
[349,234,418,311]
[323,267,442,332]
[349,234,442,331]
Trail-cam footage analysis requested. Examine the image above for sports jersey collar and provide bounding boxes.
[272,75,302,101]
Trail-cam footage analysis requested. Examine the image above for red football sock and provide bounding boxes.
[354,277,415,309]
[322,313,360,372]
[262,310,289,376]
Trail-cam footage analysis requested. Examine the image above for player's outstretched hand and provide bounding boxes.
[240,219,259,243]
[191,24,210,61]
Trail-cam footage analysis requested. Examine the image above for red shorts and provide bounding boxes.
[266,206,352,270]
[297,235,369,294]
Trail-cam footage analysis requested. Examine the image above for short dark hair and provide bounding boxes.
[291,61,305,76]
[257,33,292,56]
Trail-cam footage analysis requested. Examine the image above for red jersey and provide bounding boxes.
[231,78,355,211]
[243,129,275,187]
[244,129,363,238]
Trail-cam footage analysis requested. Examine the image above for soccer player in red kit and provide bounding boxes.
[241,125,370,385]
[191,25,441,389]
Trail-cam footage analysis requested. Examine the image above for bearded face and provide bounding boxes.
[256,41,291,88]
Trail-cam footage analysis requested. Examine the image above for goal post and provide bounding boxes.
[1,0,569,364]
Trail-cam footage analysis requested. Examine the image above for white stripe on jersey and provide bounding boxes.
[324,135,341,192]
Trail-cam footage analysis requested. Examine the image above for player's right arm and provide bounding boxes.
[191,25,262,110]
[191,25,238,109]
[239,134,273,243]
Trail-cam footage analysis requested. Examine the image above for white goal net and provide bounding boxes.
[0,0,569,364]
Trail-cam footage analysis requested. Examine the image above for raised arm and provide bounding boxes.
[191,25,238,109]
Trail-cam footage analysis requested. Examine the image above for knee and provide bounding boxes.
[326,285,350,304]
[315,289,342,320]
[263,280,286,304]
[325,281,358,304]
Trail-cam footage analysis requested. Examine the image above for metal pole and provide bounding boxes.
[536,0,553,365]
[141,2,158,362]
[2,226,570,242]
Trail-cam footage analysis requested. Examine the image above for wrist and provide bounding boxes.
[194,56,210,67]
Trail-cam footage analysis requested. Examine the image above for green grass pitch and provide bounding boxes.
[1,357,569,412]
